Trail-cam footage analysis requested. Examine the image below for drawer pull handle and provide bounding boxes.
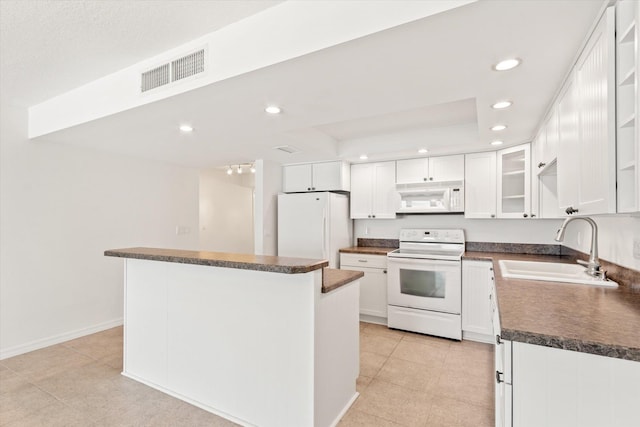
[496,370,504,384]
[358,260,368,263]
[496,334,502,345]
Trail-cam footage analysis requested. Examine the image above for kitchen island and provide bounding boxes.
[105,247,363,427]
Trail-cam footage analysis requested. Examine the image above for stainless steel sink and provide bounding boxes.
[498,260,618,288]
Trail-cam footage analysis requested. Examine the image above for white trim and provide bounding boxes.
[121,371,256,427]
[328,392,360,427]
[0,318,123,360]
[462,330,494,344]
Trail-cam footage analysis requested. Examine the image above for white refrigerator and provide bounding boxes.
[277,192,352,268]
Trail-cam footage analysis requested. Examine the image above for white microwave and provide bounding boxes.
[396,181,464,213]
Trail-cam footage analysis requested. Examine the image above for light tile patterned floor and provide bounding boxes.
[0,323,493,426]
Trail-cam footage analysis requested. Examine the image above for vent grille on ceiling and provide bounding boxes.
[140,48,206,93]
[141,64,170,92]
[172,50,205,82]
[274,145,301,154]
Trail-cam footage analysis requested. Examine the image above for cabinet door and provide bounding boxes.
[543,107,559,166]
[312,162,344,192]
[497,144,531,218]
[350,164,373,219]
[557,78,580,216]
[372,162,398,218]
[461,260,493,342]
[512,342,640,427]
[396,158,428,184]
[429,155,465,182]
[575,7,616,215]
[341,254,388,319]
[464,152,497,218]
[282,164,313,193]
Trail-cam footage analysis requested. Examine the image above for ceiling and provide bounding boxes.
[1,0,605,169]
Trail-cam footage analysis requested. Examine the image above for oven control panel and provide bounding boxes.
[398,229,465,244]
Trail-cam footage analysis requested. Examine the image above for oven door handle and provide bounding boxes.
[387,257,459,267]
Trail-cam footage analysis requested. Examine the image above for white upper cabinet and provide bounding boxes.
[574,7,616,215]
[350,162,399,219]
[429,155,465,182]
[557,78,580,216]
[464,151,497,219]
[396,158,428,184]
[282,161,350,193]
[616,0,640,213]
[396,155,464,184]
[497,144,532,218]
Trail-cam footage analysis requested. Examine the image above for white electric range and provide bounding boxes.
[387,228,465,340]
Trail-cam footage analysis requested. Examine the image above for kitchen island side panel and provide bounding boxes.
[123,258,318,427]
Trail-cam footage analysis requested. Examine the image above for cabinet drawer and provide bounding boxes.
[340,253,387,269]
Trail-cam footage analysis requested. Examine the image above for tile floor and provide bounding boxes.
[0,323,493,426]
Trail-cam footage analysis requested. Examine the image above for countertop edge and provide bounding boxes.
[339,246,397,255]
[322,268,364,293]
[501,329,640,362]
[104,249,328,274]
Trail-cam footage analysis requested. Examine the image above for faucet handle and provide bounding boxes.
[576,259,589,267]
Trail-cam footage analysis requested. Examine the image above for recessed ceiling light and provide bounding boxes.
[491,140,504,146]
[491,100,512,109]
[493,58,521,71]
[491,124,507,131]
[360,154,368,160]
[418,148,428,154]
[265,105,281,114]
[179,125,193,132]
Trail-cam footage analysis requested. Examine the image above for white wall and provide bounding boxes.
[355,214,639,271]
[253,159,282,256]
[0,104,199,359]
[561,215,640,270]
[199,169,254,254]
[355,216,564,245]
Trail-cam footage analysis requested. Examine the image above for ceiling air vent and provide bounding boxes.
[274,145,301,154]
[140,48,206,93]
[141,63,170,93]
[172,49,205,82]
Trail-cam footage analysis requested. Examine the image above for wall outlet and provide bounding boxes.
[175,226,191,235]
[634,238,640,260]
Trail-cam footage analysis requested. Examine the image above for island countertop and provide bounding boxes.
[105,247,328,274]
[463,251,640,361]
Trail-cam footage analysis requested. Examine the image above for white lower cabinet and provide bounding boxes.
[511,342,640,427]
[461,260,493,343]
[340,253,387,323]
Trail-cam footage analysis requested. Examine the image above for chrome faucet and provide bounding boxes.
[555,216,605,279]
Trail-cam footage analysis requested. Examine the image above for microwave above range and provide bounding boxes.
[396,181,464,213]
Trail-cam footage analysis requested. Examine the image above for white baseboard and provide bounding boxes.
[329,392,360,427]
[462,330,494,344]
[0,318,124,360]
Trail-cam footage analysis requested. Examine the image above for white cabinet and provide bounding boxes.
[497,144,532,218]
[350,162,399,219]
[512,342,640,427]
[340,253,388,323]
[574,7,616,215]
[616,0,640,213]
[557,78,580,216]
[464,151,497,218]
[461,260,493,343]
[396,155,464,184]
[396,158,428,184]
[282,161,350,193]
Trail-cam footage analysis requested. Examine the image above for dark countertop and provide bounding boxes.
[323,268,364,293]
[105,247,328,274]
[463,251,640,361]
[339,246,397,256]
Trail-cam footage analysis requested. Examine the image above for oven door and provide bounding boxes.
[387,257,461,314]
